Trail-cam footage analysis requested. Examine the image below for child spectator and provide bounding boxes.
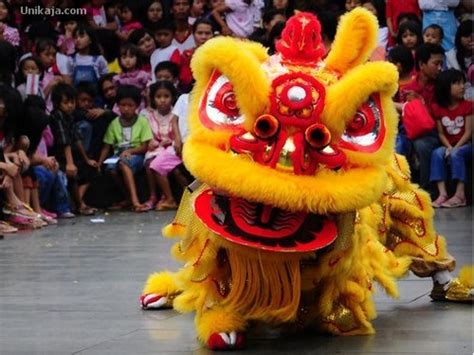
[129,29,157,72]
[446,21,473,100]
[268,21,285,55]
[396,21,422,55]
[143,0,164,30]
[179,18,213,93]
[67,25,109,86]
[387,45,416,156]
[212,0,262,38]
[50,83,99,216]
[430,69,472,208]
[205,0,225,34]
[114,43,151,91]
[400,43,445,191]
[249,8,286,46]
[189,0,205,25]
[57,15,79,56]
[99,73,118,111]
[362,0,388,60]
[140,81,187,211]
[150,18,181,80]
[419,0,459,51]
[16,55,44,101]
[386,0,420,46]
[98,85,153,212]
[266,0,293,17]
[104,0,121,30]
[154,61,180,86]
[345,0,361,12]
[36,39,66,113]
[171,0,196,52]
[0,0,19,47]
[116,2,143,42]
[423,24,444,46]
[83,0,113,29]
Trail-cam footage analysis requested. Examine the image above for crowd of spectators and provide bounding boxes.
[0,0,471,234]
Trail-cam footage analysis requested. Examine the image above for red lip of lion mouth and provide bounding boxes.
[194,189,338,252]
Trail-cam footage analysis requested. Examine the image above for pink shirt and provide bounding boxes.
[57,35,75,55]
[1,25,19,46]
[113,70,151,91]
[224,0,260,38]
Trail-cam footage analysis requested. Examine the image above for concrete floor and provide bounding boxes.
[0,207,472,355]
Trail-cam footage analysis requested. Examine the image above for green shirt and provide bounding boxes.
[103,115,153,154]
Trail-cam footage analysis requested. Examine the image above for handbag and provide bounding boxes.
[402,99,436,140]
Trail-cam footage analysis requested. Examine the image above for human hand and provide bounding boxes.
[174,141,183,157]
[86,159,99,169]
[148,140,159,150]
[404,90,422,102]
[120,150,131,159]
[2,162,19,177]
[444,147,452,158]
[0,175,12,189]
[43,156,58,171]
[66,163,78,177]
[221,25,233,36]
[87,108,105,120]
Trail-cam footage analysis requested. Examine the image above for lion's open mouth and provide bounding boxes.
[194,189,338,252]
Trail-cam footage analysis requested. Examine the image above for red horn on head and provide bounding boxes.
[276,12,326,66]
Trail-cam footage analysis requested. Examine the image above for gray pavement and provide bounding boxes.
[0,207,472,355]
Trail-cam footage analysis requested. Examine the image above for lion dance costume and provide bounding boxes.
[140,9,473,350]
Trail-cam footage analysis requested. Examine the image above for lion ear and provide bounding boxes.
[325,8,378,75]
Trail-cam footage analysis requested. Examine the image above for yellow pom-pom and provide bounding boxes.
[458,265,474,289]
[162,223,186,238]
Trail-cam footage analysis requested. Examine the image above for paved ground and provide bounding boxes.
[0,207,472,355]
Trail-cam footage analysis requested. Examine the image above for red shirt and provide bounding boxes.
[401,74,436,106]
[431,100,473,145]
[386,0,420,34]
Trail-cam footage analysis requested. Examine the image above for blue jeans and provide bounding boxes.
[413,130,440,189]
[104,154,145,174]
[76,120,93,152]
[34,166,71,214]
[430,144,472,182]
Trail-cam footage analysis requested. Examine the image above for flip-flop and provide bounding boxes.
[78,206,96,216]
[155,201,178,211]
[432,195,449,208]
[131,204,150,213]
[109,201,131,211]
[441,196,467,208]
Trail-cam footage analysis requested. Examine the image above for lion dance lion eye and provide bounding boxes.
[199,70,244,132]
[339,95,386,153]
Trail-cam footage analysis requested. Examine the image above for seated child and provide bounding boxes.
[140,81,188,211]
[98,85,153,212]
[150,18,182,81]
[49,83,99,216]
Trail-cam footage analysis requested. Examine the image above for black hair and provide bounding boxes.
[16,55,44,85]
[76,81,97,98]
[318,10,338,43]
[423,24,444,41]
[35,37,57,55]
[128,28,156,52]
[435,69,466,108]
[154,60,179,79]
[23,95,49,154]
[396,20,422,47]
[362,0,386,27]
[192,18,213,33]
[415,43,445,71]
[149,80,178,109]
[142,0,164,27]
[388,45,415,75]
[51,83,76,110]
[261,8,286,25]
[0,41,17,85]
[396,12,420,26]
[95,28,120,63]
[58,14,83,30]
[264,0,294,18]
[0,84,24,141]
[268,21,285,55]
[455,20,473,72]
[73,25,102,56]
[99,73,117,92]
[155,17,176,32]
[119,43,142,71]
[0,0,17,27]
[120,1,141,21]
[116,84,142,105]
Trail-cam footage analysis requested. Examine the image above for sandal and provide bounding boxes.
[155,200,178,211]
[142,197,158,211]
[0,221,18,234]
[78,206,96,216]
[432,195,449,208]
[441,196,467,208]
[131,204,150,213]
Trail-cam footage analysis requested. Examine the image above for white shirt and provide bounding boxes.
[172,35,196,54]
[172,94,190,142]
[224,0,260,38]
[150,45,181,80]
